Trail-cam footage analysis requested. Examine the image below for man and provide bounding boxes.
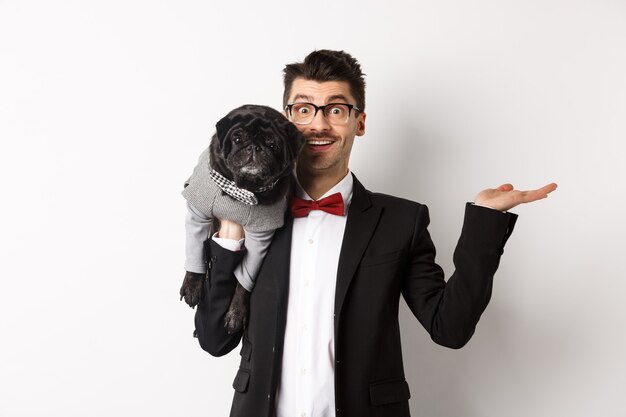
[193,50,557,417]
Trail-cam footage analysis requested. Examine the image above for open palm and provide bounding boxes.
[475,183,558,212]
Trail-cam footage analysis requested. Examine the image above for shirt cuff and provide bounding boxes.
[472,202,506,213]
[211,232,244,252]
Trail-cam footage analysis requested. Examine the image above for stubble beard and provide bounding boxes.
[298,135,355,187]
[300,132,344,170]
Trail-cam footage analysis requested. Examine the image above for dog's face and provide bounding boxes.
[209,105,305,192]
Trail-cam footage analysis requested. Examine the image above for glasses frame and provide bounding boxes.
[284,102,362,125]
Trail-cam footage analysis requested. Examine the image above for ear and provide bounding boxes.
[356,111,366,137]
[215,114,232,142]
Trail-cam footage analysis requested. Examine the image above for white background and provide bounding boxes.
[1,1,625,416]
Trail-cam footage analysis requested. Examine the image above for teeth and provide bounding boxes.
[308,140,333,145]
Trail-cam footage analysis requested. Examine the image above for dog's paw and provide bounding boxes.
[180,271,204,308]
[223,309,245,334]
[223,283,250,334]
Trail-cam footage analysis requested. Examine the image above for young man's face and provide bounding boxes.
[285,78,366,183]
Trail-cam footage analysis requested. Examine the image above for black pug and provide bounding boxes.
[180,104,304,333]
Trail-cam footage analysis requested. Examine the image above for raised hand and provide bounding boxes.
[474,183,558,212]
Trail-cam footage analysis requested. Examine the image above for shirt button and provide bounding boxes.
[307,238,314,244]
[300,368,307,375]
[301,413,306,417]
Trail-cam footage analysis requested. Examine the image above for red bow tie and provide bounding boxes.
[290,192,345,218]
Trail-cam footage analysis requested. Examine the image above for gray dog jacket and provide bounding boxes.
[182,147,287,233]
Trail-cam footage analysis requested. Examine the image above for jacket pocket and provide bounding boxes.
[369,377,411,406]
[232,368,250,393]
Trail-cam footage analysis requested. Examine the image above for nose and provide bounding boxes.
[246,144,261,153]
[308,108,331,131]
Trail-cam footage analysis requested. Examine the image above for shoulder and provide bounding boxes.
[350,179,433,251]
[368,190,424,211]
[368,190,430,226]
[351,174,430,230]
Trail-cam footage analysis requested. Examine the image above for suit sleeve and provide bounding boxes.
[194,239,245,356]
[401,203,517,349]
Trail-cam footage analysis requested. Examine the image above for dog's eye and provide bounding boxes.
[264,138,278,150]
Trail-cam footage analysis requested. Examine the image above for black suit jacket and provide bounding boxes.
[194,174,517,417]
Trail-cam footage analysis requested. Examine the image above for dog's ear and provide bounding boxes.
[284,121,305,160]
[215,114,232,143]
[210,114,232,173]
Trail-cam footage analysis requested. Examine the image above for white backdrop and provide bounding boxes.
[1,1,625,416]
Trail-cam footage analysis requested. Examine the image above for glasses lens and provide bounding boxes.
[290,103,316,125]
[323,104,350,124]
[288,103,353,125]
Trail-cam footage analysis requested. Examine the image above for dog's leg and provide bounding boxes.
[223,283,250,334]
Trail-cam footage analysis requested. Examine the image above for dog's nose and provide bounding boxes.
[246,144,261,153]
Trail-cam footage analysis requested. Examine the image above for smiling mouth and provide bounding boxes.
[307,139,334,146]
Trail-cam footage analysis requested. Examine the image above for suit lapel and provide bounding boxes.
[334,174,382,330]
[269,215,293,303]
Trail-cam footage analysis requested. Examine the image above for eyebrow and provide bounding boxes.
[291,93,352,104]
[326,94,350,103]
[292,94,312,102]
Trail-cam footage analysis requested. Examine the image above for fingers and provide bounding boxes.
[539,182,558,195]
[519,183,558,203]
[496,183,556,195]
[499,183,557,198]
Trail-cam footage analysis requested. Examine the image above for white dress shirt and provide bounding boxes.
[275,172,353,417]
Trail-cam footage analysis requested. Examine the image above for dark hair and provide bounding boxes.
[282,50,366,112]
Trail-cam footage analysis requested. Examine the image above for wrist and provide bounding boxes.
[218,219,244,240]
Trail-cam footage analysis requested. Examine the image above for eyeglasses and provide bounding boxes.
[284,102,361,126]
